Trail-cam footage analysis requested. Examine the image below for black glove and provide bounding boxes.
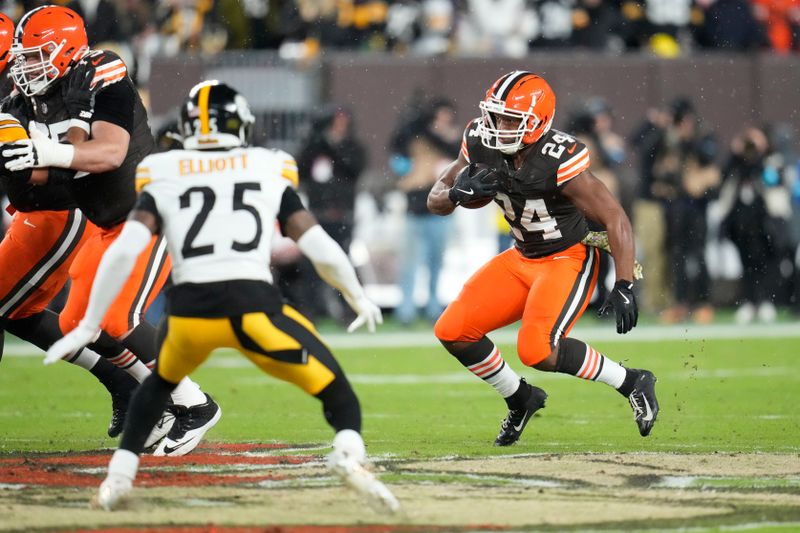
[0,147,32,182]
[62,60,97,123]
[598,279,638,334]
[448,163,500,206]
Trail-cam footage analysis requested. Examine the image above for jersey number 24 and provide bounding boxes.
[495,192,562,241]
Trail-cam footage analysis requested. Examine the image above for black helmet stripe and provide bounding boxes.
[14,6,48,42]
[181,80,254,149]
[495,70,533,101]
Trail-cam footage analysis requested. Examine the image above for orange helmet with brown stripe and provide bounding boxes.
[10,5,89,96]
[0,13,13,73]
[478,71,556,154]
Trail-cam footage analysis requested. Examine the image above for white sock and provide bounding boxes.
[329,429,366,466]
[124,360,150,382]
[108,448,139,481]
[105,349,150,382]
[65,347,101,370]
[170,376,207,407]
[466,345,522,398]
[577,344,627,389]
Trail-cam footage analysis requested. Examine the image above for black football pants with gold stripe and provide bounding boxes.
[119,305,361,454]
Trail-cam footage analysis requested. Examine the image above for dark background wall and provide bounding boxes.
[149,53,800,174]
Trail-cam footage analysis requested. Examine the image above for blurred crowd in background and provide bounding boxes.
[267,91,800,327]
[1,0,800,85]
[1,0,799,327]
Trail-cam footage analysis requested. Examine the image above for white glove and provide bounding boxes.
[345,294,383,333]
[44,323,101,365]
[3,127,74,171]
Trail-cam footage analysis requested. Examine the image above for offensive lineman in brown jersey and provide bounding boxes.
[428,71,659,446]
[2,5,219,455]
[0,11,142,438]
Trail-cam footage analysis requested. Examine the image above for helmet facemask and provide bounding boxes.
[10,40,71,97]
[478,97,542,155]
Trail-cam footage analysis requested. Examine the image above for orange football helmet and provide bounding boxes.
[478,71,556,154]
[10,5,89,96]
[0,13,13,73]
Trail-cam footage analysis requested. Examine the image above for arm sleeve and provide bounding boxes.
[91,81,135,133]
[48,168,78,185]
[277,186,305,235]
[296,225,365,305]
[80,220,153,329]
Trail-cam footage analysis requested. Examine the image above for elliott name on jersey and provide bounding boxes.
[135,145,299,288]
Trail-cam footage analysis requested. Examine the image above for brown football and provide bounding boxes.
[461,196,494,209]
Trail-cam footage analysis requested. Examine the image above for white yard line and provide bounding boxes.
[203,365,800,384]
[3,322,798,357]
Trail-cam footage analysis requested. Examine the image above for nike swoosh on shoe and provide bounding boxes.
[641,395,653,422]
[161,440,191,455]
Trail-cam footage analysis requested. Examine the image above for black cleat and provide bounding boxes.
[627,369,659,436]
[154,394,221,456]
[106,374,138,438]
[494,381,548,446]
[107,393,128,438]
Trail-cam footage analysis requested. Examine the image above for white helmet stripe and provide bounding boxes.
[494,70,529,101]
[14,6,47,42]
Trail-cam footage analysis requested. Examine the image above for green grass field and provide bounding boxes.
[2,334,798,455]
[1,327,799,532]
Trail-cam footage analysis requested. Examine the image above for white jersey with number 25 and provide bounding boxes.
[136,146,299,285]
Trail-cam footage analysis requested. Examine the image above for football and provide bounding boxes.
[461,196,494,209]
[459,163,496,209]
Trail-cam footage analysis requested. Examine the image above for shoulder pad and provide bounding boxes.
[82,50,128,90]
[549,131,589,186]
[0,113,28,142]
[251,147,299,189]
[274,149,299,188]
[135,152,173,192]
[460,118,482,163]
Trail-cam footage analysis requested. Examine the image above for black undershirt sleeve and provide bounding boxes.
[277,186,305,235]
[91,81,135,133]
[133,191,163,231]
[48,168,77,185]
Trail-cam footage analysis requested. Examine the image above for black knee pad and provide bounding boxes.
[554,338,588,375]
[442,336,495,366]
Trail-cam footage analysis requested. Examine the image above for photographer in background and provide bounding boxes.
[296,105,367,321]
[569,99,625,311]
[650,99,720,324]
[393,97,460,325]
[719,126,794,324]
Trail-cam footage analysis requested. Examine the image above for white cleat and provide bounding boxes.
[144,409,176,449]
[92,474,132,511]
[153,394,221,457]
[329,458,401,515]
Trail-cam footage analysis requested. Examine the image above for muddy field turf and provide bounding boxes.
[1,326,799,532]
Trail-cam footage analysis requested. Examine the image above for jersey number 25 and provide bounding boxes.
[180,183,263,258]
